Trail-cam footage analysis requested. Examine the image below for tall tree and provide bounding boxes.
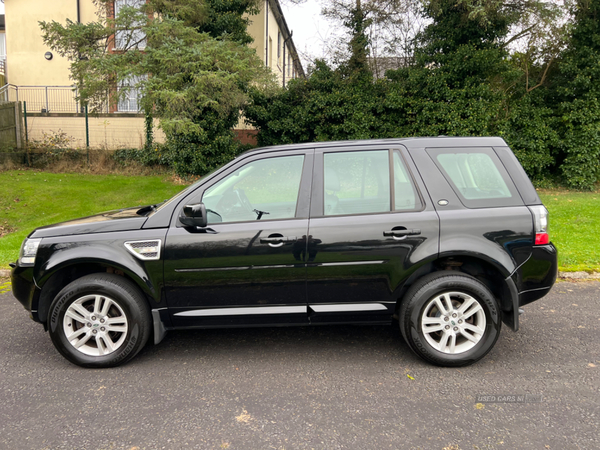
[321,0,426,72]
[552,0,600,189]
[40,0,273,176]
[342,0,372,78]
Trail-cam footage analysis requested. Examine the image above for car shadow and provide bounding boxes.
[134,322,425,367]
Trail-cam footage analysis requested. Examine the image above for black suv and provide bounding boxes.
[11,137,557,368]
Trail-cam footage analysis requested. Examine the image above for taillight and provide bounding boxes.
[529,205,549,245]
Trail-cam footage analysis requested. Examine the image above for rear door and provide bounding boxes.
[305,145,439,324]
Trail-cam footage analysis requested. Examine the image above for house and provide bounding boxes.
[368,56,409,79]
[0,14,6,85]
[1,0,303,149]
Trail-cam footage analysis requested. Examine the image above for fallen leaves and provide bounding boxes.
[235,409,252,423]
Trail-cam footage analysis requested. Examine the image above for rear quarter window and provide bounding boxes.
[427,147,523,208]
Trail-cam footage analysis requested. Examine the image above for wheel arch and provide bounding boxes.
[395,254,519,330]
[35,258,160,325]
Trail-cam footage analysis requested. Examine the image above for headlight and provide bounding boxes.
[19,238,42,266]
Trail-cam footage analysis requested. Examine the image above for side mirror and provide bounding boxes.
[180,203,208,228]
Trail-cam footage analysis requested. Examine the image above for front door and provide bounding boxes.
[164,151,313,327]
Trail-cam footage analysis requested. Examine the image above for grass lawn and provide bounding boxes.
[0,170,187,268]
[0,171,598,273]
[538,189,600,272]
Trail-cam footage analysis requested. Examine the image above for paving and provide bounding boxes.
[1,281,599,450]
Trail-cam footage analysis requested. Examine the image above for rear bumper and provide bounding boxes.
[503,243,557,332]
[516,243,558,307]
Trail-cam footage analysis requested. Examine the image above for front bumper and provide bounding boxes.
[10,264,42,322]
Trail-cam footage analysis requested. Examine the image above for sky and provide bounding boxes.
[278,0,334,69]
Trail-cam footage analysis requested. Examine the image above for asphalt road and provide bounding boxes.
[1,281,599,450]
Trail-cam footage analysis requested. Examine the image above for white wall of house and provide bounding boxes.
[4,0,97,86]
[3,0,303,148]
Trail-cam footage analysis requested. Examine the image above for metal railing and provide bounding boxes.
[0,83,9,103]
[0,84,110,113]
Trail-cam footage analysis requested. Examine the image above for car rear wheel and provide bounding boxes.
[48,273,151,368]
[399,272,502,367]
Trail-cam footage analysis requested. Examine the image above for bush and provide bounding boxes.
[499,94,559,182]
[113,132,250,177]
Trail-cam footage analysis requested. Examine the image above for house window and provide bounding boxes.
[0,33,6,63]
[117,74,146,112]
[114,0,146,50]
[268,37,273,67]
[277,32,281,66]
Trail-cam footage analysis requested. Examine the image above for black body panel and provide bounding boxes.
[10,137,557,345]
[31,208,147,238]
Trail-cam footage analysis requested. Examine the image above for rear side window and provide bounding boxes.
[323,149,422,216]
[393,151,420,210]
[324,150,390,215]
[427,147,523,208]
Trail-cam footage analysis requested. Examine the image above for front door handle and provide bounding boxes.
[383,229,421,237]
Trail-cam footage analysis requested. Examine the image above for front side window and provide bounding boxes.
[202,155,305,223]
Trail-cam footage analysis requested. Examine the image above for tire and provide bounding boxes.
[48,273,151,368]
[399,272,502,367]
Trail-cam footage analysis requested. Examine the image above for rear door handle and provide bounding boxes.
[260,236,298,246]
[383,229,421,237]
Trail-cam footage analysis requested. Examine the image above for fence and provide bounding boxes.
[0,101,23,149]
[0,59,5,86]
[0,84,110,114]
[0,84,164,150]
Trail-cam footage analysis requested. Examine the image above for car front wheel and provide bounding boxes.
[48,273,151,368]
[399,272,502,367]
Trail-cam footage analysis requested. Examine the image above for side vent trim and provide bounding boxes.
[124,240,162,261]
